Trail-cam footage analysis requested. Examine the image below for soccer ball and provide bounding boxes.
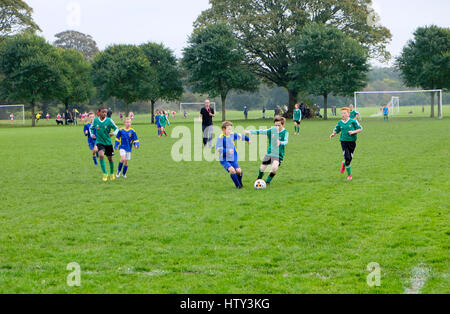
[254,179,267,190]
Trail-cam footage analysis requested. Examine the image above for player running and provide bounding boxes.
[216,121,251,189]
[90,108,119,182]
[245,116,289,186]
[293,103,302,135]
[155,110,162,137]
[349,104,360,120]
[159,111,170,137]
[115,118,140,179]
[83,113,99,166]
[330,107,363,181]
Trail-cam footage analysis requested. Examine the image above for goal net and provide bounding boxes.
[354,90,443,119]
[0,105,25,125]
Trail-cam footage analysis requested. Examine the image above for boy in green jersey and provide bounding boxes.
[90,108,119,182]
[245,116,289,185]
[159,111,170,137]
[330,107,363,181]
[293,103,302,135]
[349,104,360,120]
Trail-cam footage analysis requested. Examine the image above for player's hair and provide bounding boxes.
[341,107,351,113]
[222,121,233,130]
[88,112,95,116]
[274,116,286,125]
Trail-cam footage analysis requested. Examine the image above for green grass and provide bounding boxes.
[0,114,448,294]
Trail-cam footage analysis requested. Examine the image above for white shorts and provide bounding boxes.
[119,149,131,161]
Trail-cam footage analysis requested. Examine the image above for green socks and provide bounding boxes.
[100,160,107,174]
[266,173,276,184]
[295,126,300,133]
[258,170,264,180]
[109,161,115,174]
[346,166,352,176]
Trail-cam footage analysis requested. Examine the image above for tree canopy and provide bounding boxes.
[290,23,369,119]
[54,30,100,60]
[58,49,95,111]
[182,23,259,121]
[195,0,391,113]
[91,44,157,115]
[397,25,450,118]
[0,0,40,38]
[140,42,183,123]
[0,34,68,126]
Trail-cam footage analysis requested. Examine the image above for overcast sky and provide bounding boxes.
[27,0,450,66]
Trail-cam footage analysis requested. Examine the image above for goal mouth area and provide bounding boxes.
[354,90,444,119]
[0,105,25,124]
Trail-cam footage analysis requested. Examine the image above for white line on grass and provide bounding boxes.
[404,265,430,294]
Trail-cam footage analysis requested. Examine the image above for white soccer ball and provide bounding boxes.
[254,179,267,190]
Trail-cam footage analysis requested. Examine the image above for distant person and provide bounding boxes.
[172,111,176,120]
[46,113,50,121]
[120,112,124,121]
[184,111,187,119]
[244,106,248,120]
[129,112,135,120]
[383,105,389,121]
[293,104,302,136]
[36,113,41,123]
[10,113,14,122]
[349,104,360,120]
[107,108,113,118]
[262,106,266,119]
[199,100,215,147]
[422,105,425,113]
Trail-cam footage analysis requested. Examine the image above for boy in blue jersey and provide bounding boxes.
[216,121,251,189]
[115,118,140,178]
[155,109,162,137]
[383,105,389,121]
[83,113,98,165]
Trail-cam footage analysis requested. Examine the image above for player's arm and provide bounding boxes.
[279,132,289,146]
[84,125,89,136]
[349,121,363,135]
[110,120,119,137]
[330,124,341,139]
[89,122,97,139]
[133,131,140,149]
[114,130,121,150]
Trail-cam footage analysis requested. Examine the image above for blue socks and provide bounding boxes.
[123,166,128,176]
[93,156,98,165]
[118,163,128,176]
[118,162,124,173]
[230,174,242,188]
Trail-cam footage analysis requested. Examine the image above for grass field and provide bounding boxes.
[0,112,449,294]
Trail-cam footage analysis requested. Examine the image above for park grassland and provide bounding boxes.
[0,114,448,294]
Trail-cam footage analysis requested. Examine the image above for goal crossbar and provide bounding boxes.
[354,90,443,119]
[0,104,25,124]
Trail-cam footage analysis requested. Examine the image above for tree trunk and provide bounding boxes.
[323,93,328,120]
[125,103,129,117]
[31,100,36,127]
[287,89,298,118]
[221,94,227,122]
[430,92,435,118]
[151,100,155,124]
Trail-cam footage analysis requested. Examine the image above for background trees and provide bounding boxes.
[195,0,391,114]
[0,34,68,126]
[396,25,450,118]
[58,49,95,113]
[290,24,369,119]
[91,44,157,116]
[140,42,183,124]
[54,30,100,61]
[182,23,258,121]
[0,0,40,38]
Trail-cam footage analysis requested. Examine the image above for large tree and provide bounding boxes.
[0,0,40,37]
[182,23,258,121]
[0,34,68,126]
[58,48,95,112]
[91,44,157,116]
[290,24,369,119]
[54,30,100,60]
[396,25,450,118]
[140,42,183,124]
[196,0,391,115]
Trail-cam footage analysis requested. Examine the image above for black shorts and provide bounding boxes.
[97,144,114,157]
[262,155,283,166]
[294,120,301,124]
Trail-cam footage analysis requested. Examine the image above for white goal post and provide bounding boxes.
[354,90,443,119]
[180,102,216,113]
[0,105,25,124]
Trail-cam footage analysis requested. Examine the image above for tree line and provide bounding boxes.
[0,0,449,126]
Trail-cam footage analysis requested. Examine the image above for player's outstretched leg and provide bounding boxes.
[123,161,129,178]
[98,150,108,182]
[236,168,243,188]
[108,156,115,181]
[265,161,280,185]
[228,167,241,189]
